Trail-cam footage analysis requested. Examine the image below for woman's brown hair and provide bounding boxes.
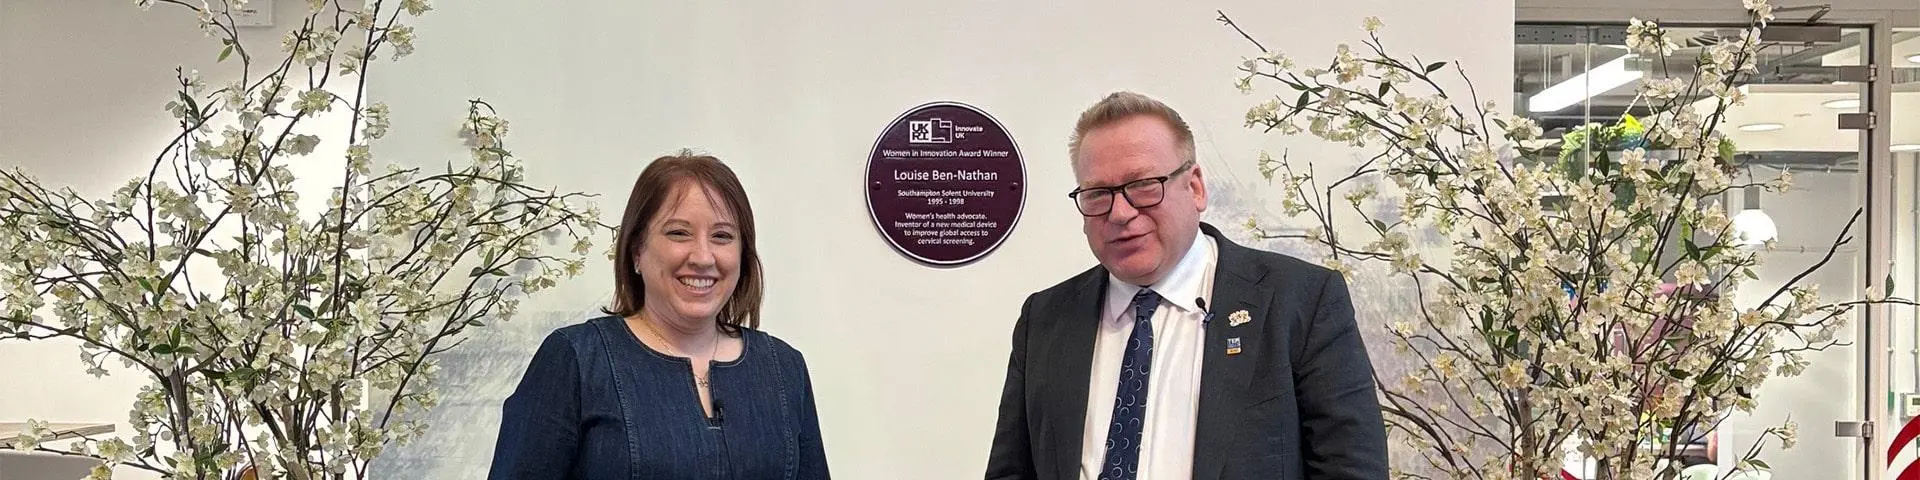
[603,149,762,333]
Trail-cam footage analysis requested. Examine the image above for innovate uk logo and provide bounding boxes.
[907,117,954,144]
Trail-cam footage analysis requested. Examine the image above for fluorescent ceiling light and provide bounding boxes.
[1822,98,1860,109]
[1893,144,1920,152]
[1737,123,1784,132]
[1527,55,1640,113]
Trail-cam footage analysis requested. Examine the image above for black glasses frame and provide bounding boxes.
[1066,160,1195,216]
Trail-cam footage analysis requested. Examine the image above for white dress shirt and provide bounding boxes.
[1078,234,1218,480]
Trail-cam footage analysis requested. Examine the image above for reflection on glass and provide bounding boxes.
[1517,23,1881,479]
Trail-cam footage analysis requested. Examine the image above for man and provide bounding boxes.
[985,91,1387,480]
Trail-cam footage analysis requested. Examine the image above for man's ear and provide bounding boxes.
[1190,164,1208,211]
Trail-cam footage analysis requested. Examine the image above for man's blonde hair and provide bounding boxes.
[1067,91,1196,166]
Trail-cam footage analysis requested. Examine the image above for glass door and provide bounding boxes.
[1514,21,1879,479]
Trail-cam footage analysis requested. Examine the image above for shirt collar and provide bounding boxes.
[1104,232,1217,320]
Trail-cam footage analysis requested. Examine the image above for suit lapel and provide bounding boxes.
[1044,270,1106,480]
[1193,224,1275,480]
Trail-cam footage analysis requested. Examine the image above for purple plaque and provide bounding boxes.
[865,101,1026,267]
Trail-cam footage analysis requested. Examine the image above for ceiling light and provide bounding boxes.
[1893,144,1920,152]
[1732,187,1777,247]
[1732,208,1777,246]
[1834,81,1853,85]
[1528,55,1640,113]
[1908,54,1920,64]
[1737,123,1784,132]
[1822,98,1860,110]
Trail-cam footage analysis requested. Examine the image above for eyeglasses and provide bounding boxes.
[1067,160,1195,217]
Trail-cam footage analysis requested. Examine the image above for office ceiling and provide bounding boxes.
[1515,25,1920,171]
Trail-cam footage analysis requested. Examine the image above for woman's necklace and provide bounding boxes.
[638,315,722,388]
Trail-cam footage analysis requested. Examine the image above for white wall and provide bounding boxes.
[0,1,348,477]
[367,1,1509,479]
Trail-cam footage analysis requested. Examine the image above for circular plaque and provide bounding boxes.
[864,101,1026,267]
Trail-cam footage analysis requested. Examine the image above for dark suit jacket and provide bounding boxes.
[985,222,1388,480]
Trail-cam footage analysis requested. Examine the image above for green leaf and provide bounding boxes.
[469,266,486,277]
[1487,329,1513,346]
[1370,219,1388,232]
[1749,459,1770,469]
[192,248,215,257]
[225,367,258,384]
[1697,371,1723,386]
[1699,245,1725,261]
[465,319,485,327]
[294,304,316,320]
[218,43,234,62]
[1886,272,1897,299]
[1376,82,1390,99]
[173,346,196,356]
[1425,61,1447,73]
[151,344,176,355]
[176,91,201,119]
[1289,90,1310,117]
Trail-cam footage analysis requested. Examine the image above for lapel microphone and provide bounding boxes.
[1197,297,1211,327]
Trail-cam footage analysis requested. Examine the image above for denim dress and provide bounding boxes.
[487,316,829,479]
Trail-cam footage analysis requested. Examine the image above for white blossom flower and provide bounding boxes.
[1745,0,1775,22]
[1626,18,1680,56]
[1641,77,1687,100]
[295,89,333,114]
[386,25,417,58]
[285,134,321,155]
[401,0,432,15]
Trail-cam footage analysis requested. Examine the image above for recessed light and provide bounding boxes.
[1822,98,1861,109]
[1834,81,1853,85]
[1738,123,1785,132]
[1908,54,1920,64]
[1893,144,1920,152]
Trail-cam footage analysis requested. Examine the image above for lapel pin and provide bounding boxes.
[1228,310,1252,327]
[1226,337,1243,355]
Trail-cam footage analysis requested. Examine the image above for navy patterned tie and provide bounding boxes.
[1099,288,1160,480]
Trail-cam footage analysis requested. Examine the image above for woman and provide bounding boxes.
[488,150,829,479]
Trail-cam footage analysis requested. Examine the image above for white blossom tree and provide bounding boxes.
[1225,0,1902,478]
[0,1,603,479]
